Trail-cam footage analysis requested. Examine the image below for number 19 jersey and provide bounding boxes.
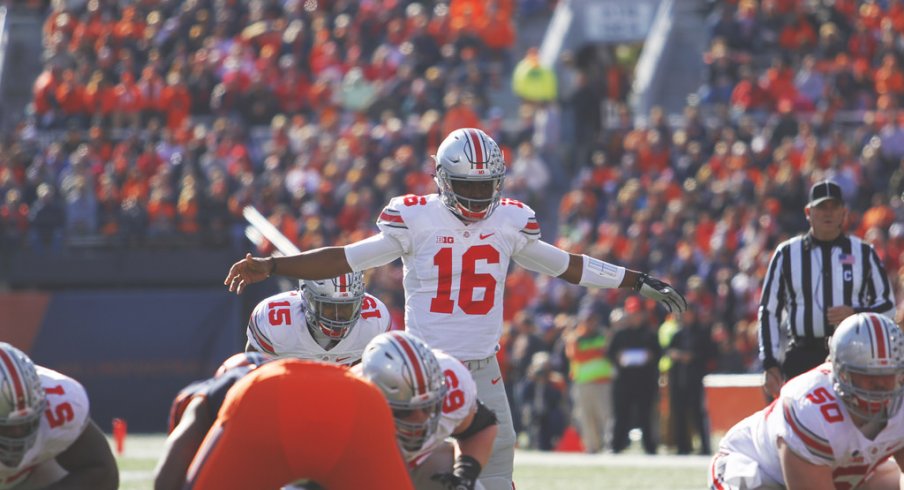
[377,194,541,360]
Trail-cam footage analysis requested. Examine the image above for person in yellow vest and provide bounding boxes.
[564,307,615,453]
[512,47,557,103]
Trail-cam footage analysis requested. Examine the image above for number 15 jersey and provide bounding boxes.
[375,194,541,360]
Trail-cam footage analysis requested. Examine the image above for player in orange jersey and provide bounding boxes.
[157,357,412,490]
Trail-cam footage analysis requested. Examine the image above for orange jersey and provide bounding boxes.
[185,359,413,490]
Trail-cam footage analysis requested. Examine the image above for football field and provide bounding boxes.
[115,434,711,490]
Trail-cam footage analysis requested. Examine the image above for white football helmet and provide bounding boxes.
[301,272,366,340]
[0,343,46,468]
[830,313,904,423]
[359,331,447,452]
[433,128,506,221]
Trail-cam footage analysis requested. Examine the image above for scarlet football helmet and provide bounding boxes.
[433,128,506,221]
[831,313,904,423]
[301,272,366,340]
[359,331,447,452]
[0,343,46,468]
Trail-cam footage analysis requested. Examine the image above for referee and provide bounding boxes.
[759,180,896,399]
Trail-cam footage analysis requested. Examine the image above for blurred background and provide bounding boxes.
[0,0,901,459]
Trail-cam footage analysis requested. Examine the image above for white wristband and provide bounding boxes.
[578,255,625,289]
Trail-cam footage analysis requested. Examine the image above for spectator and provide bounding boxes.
[28,183,64,253]
[515,351,568,451]
[564,307,614,454]
[666,309,715,455]
[608,298,662,455]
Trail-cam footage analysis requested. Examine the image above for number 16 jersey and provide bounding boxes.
[376,194,540,360]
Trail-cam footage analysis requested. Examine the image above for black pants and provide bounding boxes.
[612,378,657,454]
[782,340,829,380]
[669,373,711,455]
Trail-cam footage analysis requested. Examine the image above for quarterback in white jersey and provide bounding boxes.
[710,313,904,490]
[0,343,117,490]
[358,332,497,490]
[245,271,391,365]
[226,128,687,490]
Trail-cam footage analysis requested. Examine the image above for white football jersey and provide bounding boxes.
[405,351,479,466]
[246,290,391,365]
[377,194,541,360]
[0,367,89,489]
[717,363,904,489]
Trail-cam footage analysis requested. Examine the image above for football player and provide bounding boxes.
[0,342,118,489]
[710,313,904,489]
[358,331,497,490]
[156,354,413,490]
[225,127,687,489]
[245,271,391,365]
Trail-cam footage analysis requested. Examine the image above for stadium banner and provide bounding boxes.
[580,0,659,43]
[0,290,244,432]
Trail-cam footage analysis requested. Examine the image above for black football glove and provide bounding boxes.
[430,455,481,490]
[634,273,688,313]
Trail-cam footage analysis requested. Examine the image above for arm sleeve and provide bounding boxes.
[855,245,896,318]
[758,246,786,370]
[344,232,405,271]
[512,240,570,276]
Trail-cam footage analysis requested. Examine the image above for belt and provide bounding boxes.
[463,354,496,371]
[791,337,830,350]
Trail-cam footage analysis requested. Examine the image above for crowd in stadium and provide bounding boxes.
[1,0,903,455]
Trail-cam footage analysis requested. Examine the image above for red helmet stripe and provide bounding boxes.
[466,129,485,165]
[338,274,347,293]
[869,314,888,359]
[393,334,426,396]
[0,350,26,412]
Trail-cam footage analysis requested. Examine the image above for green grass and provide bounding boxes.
[112,434,712,490]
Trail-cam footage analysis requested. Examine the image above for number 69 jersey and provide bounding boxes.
[246,290,391,365]
[404,351,478,466]
[0,367,89,489]
[712,363,904,490]
[377,194,541,360]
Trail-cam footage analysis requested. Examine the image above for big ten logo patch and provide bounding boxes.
[436,235,454,244]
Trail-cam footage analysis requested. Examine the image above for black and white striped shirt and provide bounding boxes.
[758,233,896,370]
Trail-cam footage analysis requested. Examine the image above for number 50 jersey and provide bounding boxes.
[713,363,904,490]
[377,194,540,360]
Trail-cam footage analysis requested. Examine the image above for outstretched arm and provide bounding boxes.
[49,420,119,490]
[225,247,352,294]
[513,240,687,312]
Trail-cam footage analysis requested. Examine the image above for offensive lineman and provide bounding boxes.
[246,271,391,365]
[225,127,687,489]
[358,331,497,490]
[710,313,904,489]
[0,342,118,489]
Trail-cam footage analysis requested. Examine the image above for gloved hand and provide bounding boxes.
[430,455,481,490]
[430,472,475,490]
[634,273,688,313]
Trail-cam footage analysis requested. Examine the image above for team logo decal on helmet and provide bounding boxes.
[301,272,366,340]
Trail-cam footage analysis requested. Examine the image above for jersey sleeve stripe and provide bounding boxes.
[378,211,408,229]
[520,218,540,236]
[782,401,834,461]
[249,319,276,355]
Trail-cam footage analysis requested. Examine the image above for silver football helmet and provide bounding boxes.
[0,343,46,468]
[433,128,506,221]
[830,313,904,423]
[301,272,366,340]
[359,331,447,452]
